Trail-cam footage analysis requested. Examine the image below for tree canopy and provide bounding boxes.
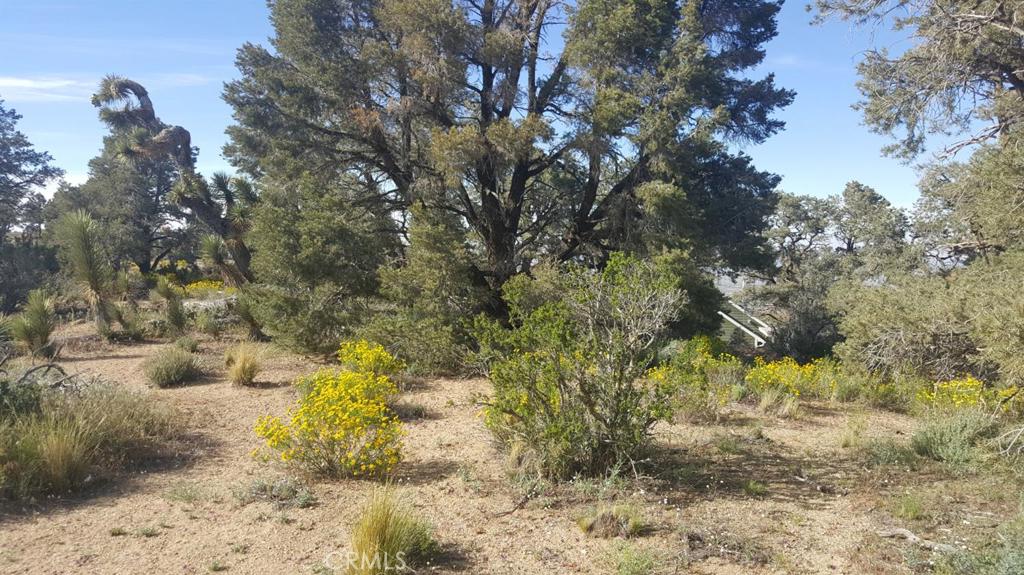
[224,0,794,296]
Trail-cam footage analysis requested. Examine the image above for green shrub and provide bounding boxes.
[356,313,468,376]
[742,479,769,497]
[232,476,317,509]
[864,439,919,468]
[8,290,57,358]
[0,378,43,421]
[143,347,203,388]
[0,381,173,499]
[226,342,262,386]
[662,337,744,422]
[609,543,657,575]
[911,410,998,468]
[363,208,487,376]
[347,488,439,575]
[479,254,683,479]
[174,335,199,353]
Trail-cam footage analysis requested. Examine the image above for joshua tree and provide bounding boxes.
[57,210,116,334]
[91,76,255,281]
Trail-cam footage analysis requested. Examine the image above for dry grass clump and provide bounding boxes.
[579,504,647,538]
[174,335,199,353]
[143,346,203,388]
[0,380,174,499]
[347,488,439,575]
[225,342,262,386]
[232,476,316,509]
[756,387,800,419]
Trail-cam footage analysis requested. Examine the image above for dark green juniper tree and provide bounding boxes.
[0,98,62,312]
[814,0,1024,160]
[223,0,794,304]
[44,133,183,275]
[745,183,909,362]
[815,0,1024,383]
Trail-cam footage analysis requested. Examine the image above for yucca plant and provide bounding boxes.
[9,290,57,359]
[200,234,247,287]
[56,210,117,336]
[153,276,187,335]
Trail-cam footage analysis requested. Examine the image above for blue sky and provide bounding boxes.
[1,0,927,207]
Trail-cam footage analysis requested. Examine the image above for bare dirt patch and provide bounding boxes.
[0,330,1016,574]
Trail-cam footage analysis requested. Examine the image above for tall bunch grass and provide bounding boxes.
[225,342,262,386]
[143,346,203,388]
[347,488,438,575]
[0,381,174,499]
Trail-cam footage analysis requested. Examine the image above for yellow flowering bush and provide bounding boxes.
[914,375,1024,415]
[255,341,404,477]
[338,340,406,379]
[916,375,987,410]
[184,279,236,299]
[744,357,840,400]
[665,337,745,422]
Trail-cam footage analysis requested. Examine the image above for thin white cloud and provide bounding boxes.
[0,71,221,104]
[0,76,92,102]
[147,72,215,88]
[41,172,89,199]
[765,54,825,71]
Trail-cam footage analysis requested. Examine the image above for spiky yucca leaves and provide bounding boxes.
[91,78,256,281]
[9,290,57,359]
[153,276,187,335]
[56,210,117,335]
[200,234,246,287]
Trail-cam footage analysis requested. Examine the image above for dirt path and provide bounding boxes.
[0,336,923,574]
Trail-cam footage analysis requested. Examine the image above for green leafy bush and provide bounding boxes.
[661,337,745,422]
[143,346,203,388]
[357,313,468,376]
[479,254,683,479]
[174,335,199,353]
[245,180,394,355]
[361,208,486,375]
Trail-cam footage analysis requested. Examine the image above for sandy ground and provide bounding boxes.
[0,325,1014,574]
